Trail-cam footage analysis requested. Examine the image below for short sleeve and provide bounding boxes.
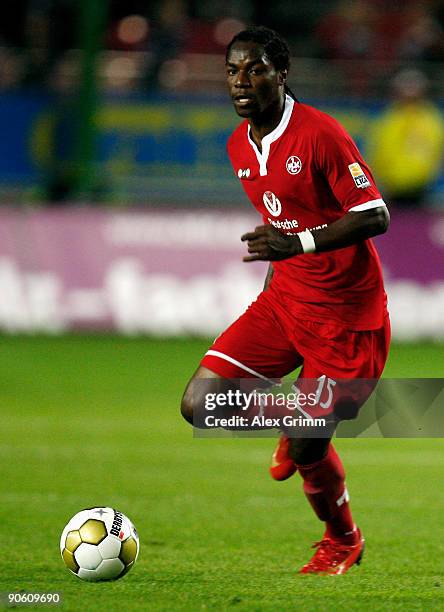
[314,115,385,213]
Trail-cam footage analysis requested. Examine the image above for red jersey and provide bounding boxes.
[227,96,388,331]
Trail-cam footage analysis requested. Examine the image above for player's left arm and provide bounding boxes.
[242,114,390,262]
[241,206,389,261]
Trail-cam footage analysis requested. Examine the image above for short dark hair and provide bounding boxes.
[225,26,291,73]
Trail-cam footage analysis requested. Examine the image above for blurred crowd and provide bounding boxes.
[0,0,443,96]
[0,0,442,207]
[367,68,444,208]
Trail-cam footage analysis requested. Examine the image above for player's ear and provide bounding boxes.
[278,69,288,85]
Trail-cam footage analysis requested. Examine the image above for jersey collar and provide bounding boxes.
[247,94,295,177]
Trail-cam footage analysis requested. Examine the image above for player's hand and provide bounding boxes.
[241,225,302,262]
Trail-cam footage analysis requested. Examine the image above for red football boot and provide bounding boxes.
[269,436,297,481]
[299,529,365,575]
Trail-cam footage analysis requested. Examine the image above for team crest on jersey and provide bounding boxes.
[237,168,250,179]
[348,162,371,188]
[263,191,282,217]
[286,156,302,175]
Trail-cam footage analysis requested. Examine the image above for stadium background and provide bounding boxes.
[1,1,444,610]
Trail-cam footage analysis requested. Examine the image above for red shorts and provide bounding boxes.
[201,287,391,418]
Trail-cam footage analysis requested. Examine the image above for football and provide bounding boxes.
[60,507,139,581]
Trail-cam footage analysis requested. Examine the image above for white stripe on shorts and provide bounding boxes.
[204,350,276,385]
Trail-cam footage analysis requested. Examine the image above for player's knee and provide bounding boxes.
[180,391,194,425]
[289,438,330,465]
[180,378,211,426]
[181,369,233,427]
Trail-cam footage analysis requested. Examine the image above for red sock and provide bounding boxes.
[296,444,358,544]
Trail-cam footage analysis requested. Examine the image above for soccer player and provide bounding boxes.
[181,26,390,575]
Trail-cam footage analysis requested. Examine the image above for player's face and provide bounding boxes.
[226,41,286,119]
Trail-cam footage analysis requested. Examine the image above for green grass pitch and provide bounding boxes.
[1,336,443,611]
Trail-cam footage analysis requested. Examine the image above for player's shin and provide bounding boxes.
[296,444,358,544]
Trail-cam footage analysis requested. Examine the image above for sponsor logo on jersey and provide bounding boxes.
[237,168,250,179]
[263,191,282,216]
[268,219,328,234]
[348,162,371,188]
[268,217,299,230]
[286,156,302,175]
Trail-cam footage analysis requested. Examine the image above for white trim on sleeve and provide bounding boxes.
[348,198,387,212]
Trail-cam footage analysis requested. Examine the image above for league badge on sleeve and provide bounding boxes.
[348,162,371,188]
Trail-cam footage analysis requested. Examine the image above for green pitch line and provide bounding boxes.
[1,336,443,611]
